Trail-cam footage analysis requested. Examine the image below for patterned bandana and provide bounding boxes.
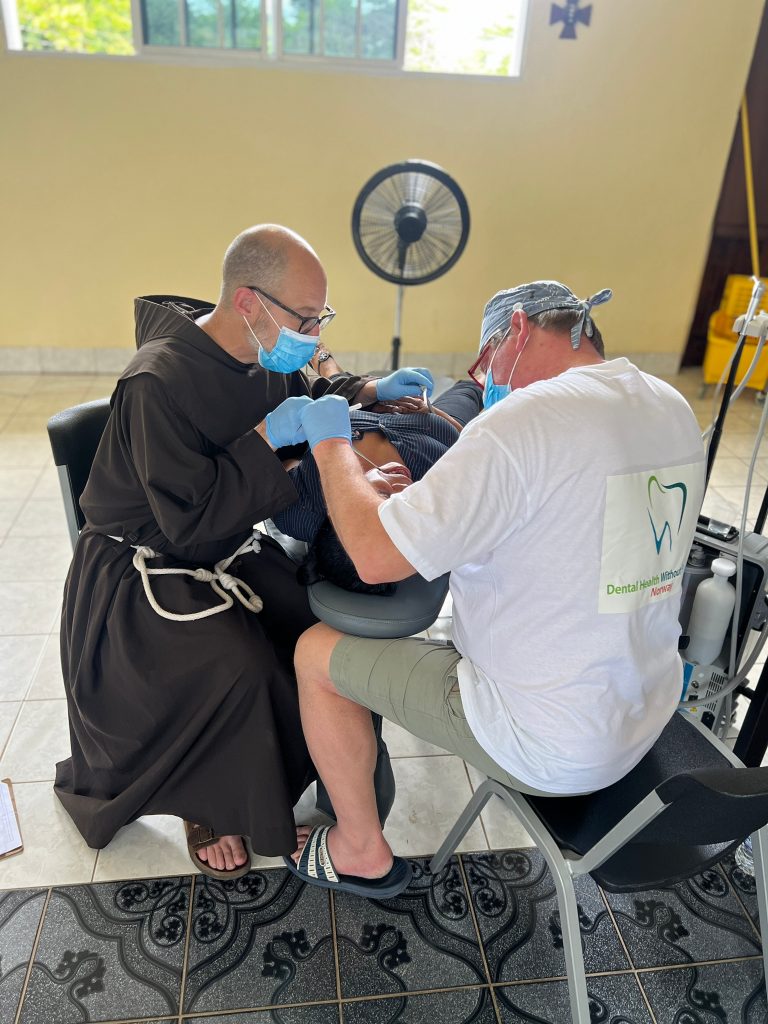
[480,280,613,350]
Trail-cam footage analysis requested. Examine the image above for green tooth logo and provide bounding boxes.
[647,476,687,554]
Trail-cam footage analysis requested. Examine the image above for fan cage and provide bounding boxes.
[352,160,470,286]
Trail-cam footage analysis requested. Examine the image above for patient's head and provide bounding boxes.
[297,519,396,596]
[294,460,418,594]
[294,452,423,595]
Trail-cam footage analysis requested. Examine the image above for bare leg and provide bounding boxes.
[294,622,393,878]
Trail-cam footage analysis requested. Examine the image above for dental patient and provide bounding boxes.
[273,381,482,592]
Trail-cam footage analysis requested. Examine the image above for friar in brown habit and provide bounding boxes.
[56,225,420,879]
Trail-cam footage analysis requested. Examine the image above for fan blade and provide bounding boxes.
[351,159,470,286]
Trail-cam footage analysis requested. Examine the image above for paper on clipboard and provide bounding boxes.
[0,778,23,859]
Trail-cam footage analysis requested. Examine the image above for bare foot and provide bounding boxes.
[196,834,249,873]
[291,825,394,879]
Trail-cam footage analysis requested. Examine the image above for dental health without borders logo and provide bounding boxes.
[600,469,695,612]
[647,475,688,555]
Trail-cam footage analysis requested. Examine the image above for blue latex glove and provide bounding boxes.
[299,394,352,450]
[376,367,435,401]
[265,396,313,448]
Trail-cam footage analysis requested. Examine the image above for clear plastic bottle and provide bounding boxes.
[679,544,712,634]
[735,836,754,877]
[685,557,736,665]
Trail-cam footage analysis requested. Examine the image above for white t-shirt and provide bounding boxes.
[379,358,705,794]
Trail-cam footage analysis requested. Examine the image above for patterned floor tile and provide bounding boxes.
[639,960,767,1023]
[183,871,336,1015]
[719,854,762,934]
[496,973,653,1023]
[603,867,762,968]
[341,987,497,1022]
[19,877,190,1023]
[183,1008,340,1022]
[334,858,486,999]
[0,888,46,1024]
[463,849,629,983]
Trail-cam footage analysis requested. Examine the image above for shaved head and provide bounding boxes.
[220,224,321,307]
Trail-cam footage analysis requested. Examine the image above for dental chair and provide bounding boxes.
[261,519,450,640]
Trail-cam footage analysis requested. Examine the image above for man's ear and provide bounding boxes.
[510,309,529,351]
[233,286,258,318]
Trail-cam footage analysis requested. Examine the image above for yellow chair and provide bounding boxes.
[702,274,768,389]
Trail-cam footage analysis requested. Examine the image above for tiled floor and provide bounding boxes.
[0,368,766,1022]
[0,853,765,1022]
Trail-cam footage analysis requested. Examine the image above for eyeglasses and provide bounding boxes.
[467,331,507,387]
[248,285,336,335]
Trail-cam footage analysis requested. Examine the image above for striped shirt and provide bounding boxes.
[273,410,460,543]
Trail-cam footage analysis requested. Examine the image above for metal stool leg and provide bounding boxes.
[550,867,592,1024]
[429,780,496,873]
[492,787,592,1024]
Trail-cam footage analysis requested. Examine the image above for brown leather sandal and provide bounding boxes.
[184,820,252,880]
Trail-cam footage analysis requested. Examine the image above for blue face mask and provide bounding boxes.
[482,368,511,410]
[256,325,318,374]
[243,294,319,374]
[482,324,529,409]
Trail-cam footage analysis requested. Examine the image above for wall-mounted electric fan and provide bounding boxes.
[351,159,470,370]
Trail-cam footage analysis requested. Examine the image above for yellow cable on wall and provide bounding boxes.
[741,94,761,279]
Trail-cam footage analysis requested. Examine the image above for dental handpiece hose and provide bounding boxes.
[705,277,766,488]
[755,482,768,536]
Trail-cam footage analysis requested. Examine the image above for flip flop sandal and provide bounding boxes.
[283,824,412,899]
[184,821,252,880]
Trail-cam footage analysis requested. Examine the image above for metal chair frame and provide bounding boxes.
[429,712,768,1024]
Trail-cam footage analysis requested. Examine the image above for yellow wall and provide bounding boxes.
[0,0,764,365]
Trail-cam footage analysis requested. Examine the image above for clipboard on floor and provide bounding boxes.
[0,778,23,860]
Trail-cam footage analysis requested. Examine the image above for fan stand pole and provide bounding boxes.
[391,284,404,371]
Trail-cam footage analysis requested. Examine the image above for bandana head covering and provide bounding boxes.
[480,280,613,350]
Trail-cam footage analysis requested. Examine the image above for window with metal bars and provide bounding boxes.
[5,0,527,78]
[140,0,401,62]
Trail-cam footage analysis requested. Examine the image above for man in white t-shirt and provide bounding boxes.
[281,281,706,899]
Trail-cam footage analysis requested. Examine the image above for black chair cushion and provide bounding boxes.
[525,713,749,891]
[47,398,111,532]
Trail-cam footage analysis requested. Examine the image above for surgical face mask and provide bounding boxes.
[243,297,318,374]
[482,328,528,409]
[482,368,511,410]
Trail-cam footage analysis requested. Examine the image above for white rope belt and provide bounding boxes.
[129,531,264,622]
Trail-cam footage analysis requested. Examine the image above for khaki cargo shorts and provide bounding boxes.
[329,635,552,796]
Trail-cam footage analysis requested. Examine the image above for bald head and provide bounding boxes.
[219,224,322,308]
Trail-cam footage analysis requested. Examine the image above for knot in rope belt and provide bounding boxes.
[131,532,264,622]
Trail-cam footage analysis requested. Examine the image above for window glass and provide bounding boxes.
[15,0,134,53]
[234,0,261,49]
[404,0,522,76]
[187,0,220,47]
[323,0,356,58]
[9,0,526,75]
[360,0,396,61]
[281,0,320,55]
[144,0,181,46]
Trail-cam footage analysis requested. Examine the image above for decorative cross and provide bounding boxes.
[550,0,593,40]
